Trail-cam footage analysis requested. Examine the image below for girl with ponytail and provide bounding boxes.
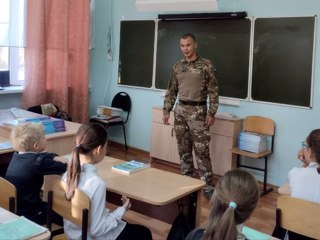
[63,123,152,240]
[186,169,260,240]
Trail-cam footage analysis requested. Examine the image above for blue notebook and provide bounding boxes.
[112,160,150,175]
[0,216,47,240]
[242,226,271,240]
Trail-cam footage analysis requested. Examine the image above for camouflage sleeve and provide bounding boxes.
[163,66,179,115]
[207,62,219,116]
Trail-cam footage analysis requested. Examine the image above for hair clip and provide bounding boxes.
[229,201,237,209]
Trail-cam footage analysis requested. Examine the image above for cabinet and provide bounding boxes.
[150,107,242,176]
[151,107,180,164]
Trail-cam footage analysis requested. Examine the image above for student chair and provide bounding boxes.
[90,92,132,150]
[0,177,17,213]
[273,196,320,240]
[47,180,90,240]
[231,116,275,197]
[27,103,72,121]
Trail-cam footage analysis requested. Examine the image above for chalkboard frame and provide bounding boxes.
[117,16,316,108]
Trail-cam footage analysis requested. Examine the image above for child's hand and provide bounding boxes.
[121,196,131,211]
[53,156,68,164]
[297,149,308,167]
[298,149,305,161]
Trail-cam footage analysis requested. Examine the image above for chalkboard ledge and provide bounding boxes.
[219,97,240,106]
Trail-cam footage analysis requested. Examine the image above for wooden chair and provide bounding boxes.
[273,196,320,239]
[47,180,90,240]
[231,116,275,196]
[0,177,16,213]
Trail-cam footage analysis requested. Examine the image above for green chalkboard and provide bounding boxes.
[252,17,315,107]
[118,21,155,87]
[155,19,251,99]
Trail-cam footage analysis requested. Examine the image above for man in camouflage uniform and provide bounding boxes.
[163,33,219,200]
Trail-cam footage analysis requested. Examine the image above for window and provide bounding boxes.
[0,0,26,86]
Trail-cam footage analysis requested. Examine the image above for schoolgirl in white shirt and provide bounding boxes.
[63,123,152,240]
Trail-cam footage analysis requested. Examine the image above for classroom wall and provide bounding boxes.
[89,0,320,187]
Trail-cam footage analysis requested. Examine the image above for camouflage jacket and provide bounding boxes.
[163,55,219,116]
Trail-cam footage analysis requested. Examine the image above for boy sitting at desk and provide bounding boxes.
[5,122,67,225]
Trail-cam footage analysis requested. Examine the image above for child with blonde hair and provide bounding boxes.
[5,122,67,225]
[186,169,260,240]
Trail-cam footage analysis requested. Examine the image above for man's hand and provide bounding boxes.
[206,115,215,128]
[163,113,170,125]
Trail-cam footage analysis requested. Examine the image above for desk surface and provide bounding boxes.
[97,157,205,205]
[0,207,50,240]
[0,136,12,154]
[0,108,80,155]
[0,108,80,139]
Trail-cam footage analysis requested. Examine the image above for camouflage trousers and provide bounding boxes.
[174,103,214,187]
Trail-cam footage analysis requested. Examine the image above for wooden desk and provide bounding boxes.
[97,157,205,227]
[0,136,14,176]
[45,156,205,226]
[0,136,12,154]
[0,108,81,156]
[0,207,50,240]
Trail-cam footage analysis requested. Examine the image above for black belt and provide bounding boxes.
[179,100,207,106]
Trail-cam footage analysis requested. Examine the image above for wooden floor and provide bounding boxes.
[107,142,279,240]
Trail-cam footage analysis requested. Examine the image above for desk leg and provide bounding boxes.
[188,189,202,228]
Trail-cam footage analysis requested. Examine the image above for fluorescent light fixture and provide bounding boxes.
[135,0,219,12]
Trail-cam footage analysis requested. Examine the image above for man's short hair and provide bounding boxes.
[11,122,45,152]
[181,33,197,42]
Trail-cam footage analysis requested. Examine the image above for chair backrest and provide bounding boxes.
[243,116,275,151]
[0,177,17,213]
[276,196,320,239]
[27,103,59,115]
[111,92,132,123]
[243,116,275,136]
[47,181,90,240]
[27,104,72,121]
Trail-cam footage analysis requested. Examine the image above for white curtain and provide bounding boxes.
[0,0,26,47]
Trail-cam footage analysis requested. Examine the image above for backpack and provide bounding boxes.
[167,204,191,240]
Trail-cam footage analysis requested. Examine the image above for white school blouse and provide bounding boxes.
[288,162,320,203]
[62,163,126,240]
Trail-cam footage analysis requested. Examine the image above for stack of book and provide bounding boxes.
[93,106,124,123]
[96,106,123,117]
[91,115,123,123]
[112,160,150,175]
[1,117,66,134]
[25,117,66,134]
[238,131,268,153]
